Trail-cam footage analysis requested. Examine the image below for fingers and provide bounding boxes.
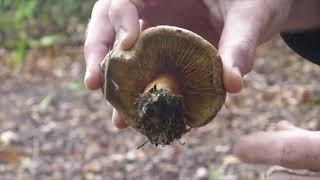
[112,109,128,129]
[218,2,272,93]
[233,129,320,171]
[84,0,142,90]
[222,66,243,94]
[85,0,142,129]
[84,0,115,90]
[109,0,141,50]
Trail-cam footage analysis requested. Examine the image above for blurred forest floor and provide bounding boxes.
[0,36,320,180]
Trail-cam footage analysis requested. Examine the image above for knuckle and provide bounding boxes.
[92,0,104,13]
[92,0,110,18]
[83,43,91,59]
[109,0,144,22]
[130,0,145,11]
[84,41,95,59]
[233,41,255,75]
[109,0,125,22]
[279,142,293,166]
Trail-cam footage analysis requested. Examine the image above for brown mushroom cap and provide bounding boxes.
[100,26,226,141]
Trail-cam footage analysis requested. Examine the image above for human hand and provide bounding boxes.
[84,0,320,128]
[233,120,320,177]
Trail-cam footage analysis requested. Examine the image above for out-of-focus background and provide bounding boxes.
[1,1,320,180]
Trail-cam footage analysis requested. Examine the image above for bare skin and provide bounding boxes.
[84,0,320,177]
[234,121,320,171]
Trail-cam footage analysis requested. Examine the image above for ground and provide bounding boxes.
[0,37,319,180]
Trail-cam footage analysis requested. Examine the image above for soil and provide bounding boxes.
[0,37,319,180]
[136,86,186,146]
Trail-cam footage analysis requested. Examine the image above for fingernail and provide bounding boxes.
[229,66,244,92]
[114,28,126,49]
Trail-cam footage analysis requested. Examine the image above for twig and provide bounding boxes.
[137,140,149,149]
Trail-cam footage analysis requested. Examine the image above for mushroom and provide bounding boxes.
[100,26,226,146]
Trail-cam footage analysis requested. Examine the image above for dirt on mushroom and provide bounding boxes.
[136,85,186,146]
[100,26,226,146]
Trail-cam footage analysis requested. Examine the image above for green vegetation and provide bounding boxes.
[0,0,95,64]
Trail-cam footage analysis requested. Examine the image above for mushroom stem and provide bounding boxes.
[144,74,181,94]
[136,74,187,146]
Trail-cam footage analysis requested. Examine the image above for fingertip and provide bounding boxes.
[112,109,128,129]
[223,66,243,94]
[232,135,254,163]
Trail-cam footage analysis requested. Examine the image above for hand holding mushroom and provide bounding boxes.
[84,0,320,128]
[84,0,320,176]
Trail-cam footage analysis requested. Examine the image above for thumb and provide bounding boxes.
[219,3,272,93]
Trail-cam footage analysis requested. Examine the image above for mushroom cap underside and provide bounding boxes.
[100,26,226,128]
